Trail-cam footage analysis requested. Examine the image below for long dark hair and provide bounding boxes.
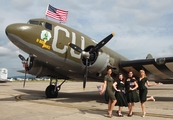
[118,73,125,83]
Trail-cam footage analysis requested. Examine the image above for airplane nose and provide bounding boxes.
[6,23,30,36]
[5,23,32,42]
[6,23,20,36]
[5,24,14,36]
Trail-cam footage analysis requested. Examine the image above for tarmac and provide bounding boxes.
[0,81,173,120]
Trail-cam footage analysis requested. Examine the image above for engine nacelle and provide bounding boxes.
[86,52,110,73]
[155,58,165,65]
[27,60,57,77]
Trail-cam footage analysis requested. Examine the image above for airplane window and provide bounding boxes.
[45,22,52,30]
[39,21,45,27]
[28,20,39,25]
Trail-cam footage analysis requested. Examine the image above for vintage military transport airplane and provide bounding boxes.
[5,18,173,98]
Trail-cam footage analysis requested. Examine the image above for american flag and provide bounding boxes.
[45,4,68,22]
[97,85,103,91]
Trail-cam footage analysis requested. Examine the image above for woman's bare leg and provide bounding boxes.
[108,99,111,114]
[118,106,122,113]
[147,96,155,101]
[141,102,146,117]
[128,103,131,115]
[107,99,117,117]
[130,102,134,115]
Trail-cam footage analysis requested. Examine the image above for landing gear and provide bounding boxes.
[45,77,66,98]
[45,85,58,98]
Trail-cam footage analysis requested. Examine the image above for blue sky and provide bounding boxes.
[0,0,173,77]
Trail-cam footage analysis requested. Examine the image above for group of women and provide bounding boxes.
[100,68,158,118]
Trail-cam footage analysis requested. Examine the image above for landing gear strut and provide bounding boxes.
[45,77,66,98]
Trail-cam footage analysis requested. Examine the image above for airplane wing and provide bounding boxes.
[119,56,173,82]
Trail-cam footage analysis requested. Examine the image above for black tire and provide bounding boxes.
[45,85,58,98]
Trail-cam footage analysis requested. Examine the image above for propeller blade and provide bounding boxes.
[18,54,30,88]
[23,72,26,88]
[83,58,89,90]
[90,33,114,53]
[18,54,26,61]
[68,42,82,53]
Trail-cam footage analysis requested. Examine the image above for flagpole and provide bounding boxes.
[45,4,49,19]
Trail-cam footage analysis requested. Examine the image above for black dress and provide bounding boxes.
[115,80,128,107]
[137,77,148,103]
[125,77,139,103]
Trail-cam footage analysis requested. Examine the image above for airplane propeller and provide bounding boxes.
[68,33,114,89]
[18,54,34,88]
[89,33,114,53]
[68,42,82,53]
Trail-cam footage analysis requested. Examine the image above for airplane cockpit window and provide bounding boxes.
[45,22,52,30]
[39,21,45,27]
[28,20,39,25]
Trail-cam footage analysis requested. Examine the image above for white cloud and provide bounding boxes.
[115,0,142,9]
[0,42,27,77]
[11,0,34,10]
[148,0,173,13]
[0,42,20,57]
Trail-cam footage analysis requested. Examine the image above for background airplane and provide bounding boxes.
[5,18,173,98]
[0,68,9,82]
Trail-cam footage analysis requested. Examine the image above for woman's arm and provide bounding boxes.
[146,80,158,87]
[100,80,107,95]
[113,82,120,92]
[130,81,138,90]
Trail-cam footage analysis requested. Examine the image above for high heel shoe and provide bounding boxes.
[118,112,123,117]
[127,113,133,117]
[108,113,113,118]
[151,96,155,102]
[107,111,112,118]
[142,112,146,117]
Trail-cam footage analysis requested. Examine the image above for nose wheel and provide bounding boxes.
[45,77,66,98]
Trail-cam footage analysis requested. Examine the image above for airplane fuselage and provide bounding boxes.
[6,18,128,80]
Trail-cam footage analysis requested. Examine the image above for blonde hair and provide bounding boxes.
[140,70,146,77]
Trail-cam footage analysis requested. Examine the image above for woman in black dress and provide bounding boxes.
[100,68,117,118]
[137,70,158,117]
[125,71,139,117]
[113,73,128,117]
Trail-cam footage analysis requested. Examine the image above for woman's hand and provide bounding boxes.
[155,82,162,86]
[99,90,104,95]
[129,87,133,91]
[116,89,121,92]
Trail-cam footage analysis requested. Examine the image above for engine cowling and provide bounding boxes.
[81,46,110,74]
[88,52,109,73]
